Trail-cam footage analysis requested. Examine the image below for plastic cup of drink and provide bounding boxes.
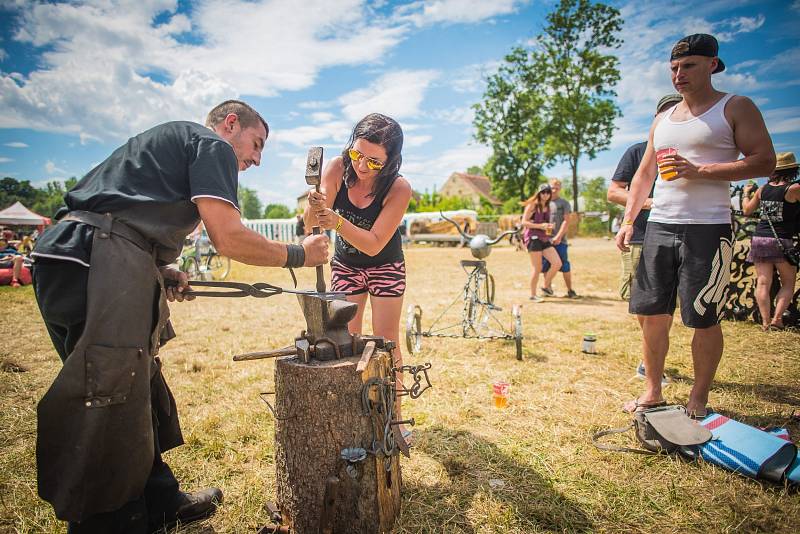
[656,147,678,180]
[545,224,553,236]
[492,381,510,408]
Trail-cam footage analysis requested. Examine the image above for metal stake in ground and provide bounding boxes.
[305,146,326,294]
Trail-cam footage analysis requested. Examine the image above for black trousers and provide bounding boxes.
[32,259,181,534]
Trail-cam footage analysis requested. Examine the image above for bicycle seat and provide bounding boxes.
[460,259,486,268]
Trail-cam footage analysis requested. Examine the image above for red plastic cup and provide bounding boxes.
[656,147,678,180]
[492,381,510,408]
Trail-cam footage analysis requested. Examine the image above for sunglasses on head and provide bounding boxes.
[348,148,385,171]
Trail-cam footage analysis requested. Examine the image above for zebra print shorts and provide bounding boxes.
[330,259,406,297]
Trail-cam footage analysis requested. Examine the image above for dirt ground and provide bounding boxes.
[1,237,799,533]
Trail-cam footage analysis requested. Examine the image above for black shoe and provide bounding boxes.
[566,289,580,299]
[540,286,554,297]
[175,488,222,524]
[152,488,223,532]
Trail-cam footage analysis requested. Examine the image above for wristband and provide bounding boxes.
[284,243,306,268]
[335,215,344,232]
[622,219,634,226]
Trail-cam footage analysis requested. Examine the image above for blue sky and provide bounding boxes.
[1,0,798,210]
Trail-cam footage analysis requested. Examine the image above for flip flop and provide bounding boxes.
[622,397,667,414]
[686,406,714,420]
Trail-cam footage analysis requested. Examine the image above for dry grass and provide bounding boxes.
[1,237,799,533]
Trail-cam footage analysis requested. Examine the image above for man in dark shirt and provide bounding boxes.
[607,94,682,380]
[31,100,329,533]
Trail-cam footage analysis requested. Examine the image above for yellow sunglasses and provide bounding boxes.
[348,148,385,171]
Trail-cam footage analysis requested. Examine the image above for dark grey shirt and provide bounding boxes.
[33,121,240,266]
[611,142,653,245]
[551,197,572,245]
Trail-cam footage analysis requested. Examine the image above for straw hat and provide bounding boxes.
[775,152,798,171]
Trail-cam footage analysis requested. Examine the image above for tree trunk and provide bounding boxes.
[274,350,401,534]
[571,160,579,214]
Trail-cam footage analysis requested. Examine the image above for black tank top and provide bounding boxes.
[754,183,799,239]
[333,177,403,267]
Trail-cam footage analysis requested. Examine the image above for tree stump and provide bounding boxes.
[274,349,401,533]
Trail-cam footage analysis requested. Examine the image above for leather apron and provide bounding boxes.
[36,211,183,522]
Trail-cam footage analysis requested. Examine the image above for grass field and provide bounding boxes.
[1,237,799,533]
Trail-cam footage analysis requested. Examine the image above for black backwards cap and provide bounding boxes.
[670,33,725,74]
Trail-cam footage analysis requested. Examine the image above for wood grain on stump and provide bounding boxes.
[274,350,401,533]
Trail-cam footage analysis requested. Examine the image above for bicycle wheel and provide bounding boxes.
[483,272,496,305]
[206,253,231,281]
[182,257,201,281]
[512,305,523,360]
[406,305,423,354]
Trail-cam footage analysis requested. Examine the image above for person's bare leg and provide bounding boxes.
[625,314,671,411]
[370,294,406,436]
[346,292,369,335]
[563,271,573,291]
[12,256,23,283]
[771,262,798,327]
[528,251,542,298]
[686,324,724,416]
[542,247,562,290]
[753,262,774,330]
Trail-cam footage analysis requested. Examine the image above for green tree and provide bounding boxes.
[0,177,42,209]
[466,165,484,175]
[264,203,292,219]
[473,47,554,202]
[538,0,623,212]
[238,186,263,219]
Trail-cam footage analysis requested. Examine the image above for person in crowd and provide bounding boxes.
[608,93,683,381]
[30,99,329,533]
[741,152,800,331]
[17,234,35,255]
[541,178,578,298]
[608,94,683,301]
[0,238,26,287]
[616,34,775,417]
[522,183,562,303]
[305,113,413,443]
[295,213,305,244]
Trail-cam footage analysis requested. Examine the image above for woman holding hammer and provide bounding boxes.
[305,113,413,443]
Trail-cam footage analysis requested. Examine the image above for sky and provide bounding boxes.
[1,0,799,211]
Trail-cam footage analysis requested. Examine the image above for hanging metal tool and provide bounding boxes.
[305,146,326,293]
[164,279,346,299]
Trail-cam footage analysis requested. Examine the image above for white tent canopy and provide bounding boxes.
[0,201,51,226]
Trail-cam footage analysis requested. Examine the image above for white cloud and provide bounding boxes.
[432,106,475,125]
[446,61,501,93]
[394,0,524,27]
[0,49,7,62]
[0,157,13,163]
[3,142,28,148]
[310,112,336,123]
[763,107,800,135]
[273,121,352,148]
[338,70,440,122]
[405,134,433,148]
[793,0,800,12]
[403,141,491,191]
[0,0,407,141]
[44,160,69,176]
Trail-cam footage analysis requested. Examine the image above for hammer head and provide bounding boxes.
[305,146,324,187]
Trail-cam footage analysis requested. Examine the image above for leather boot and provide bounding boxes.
[150,488,223,533]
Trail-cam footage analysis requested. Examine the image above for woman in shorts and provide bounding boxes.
[521,183,562,302]
[306,113,413,439]
[742,152,800,330]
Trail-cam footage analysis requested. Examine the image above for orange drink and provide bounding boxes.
[656,147,678,180]
[492,381,510,408]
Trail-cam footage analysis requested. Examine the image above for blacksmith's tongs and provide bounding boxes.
[164,279,346,299]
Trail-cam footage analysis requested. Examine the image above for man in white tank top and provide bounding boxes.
[615,34,775,417]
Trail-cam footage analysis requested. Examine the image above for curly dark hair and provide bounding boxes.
[341,113,403,199]
[769,167,799,184]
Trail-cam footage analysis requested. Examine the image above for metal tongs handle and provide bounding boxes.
[163,279,346,299]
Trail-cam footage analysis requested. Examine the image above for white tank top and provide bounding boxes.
[650,93,740,224]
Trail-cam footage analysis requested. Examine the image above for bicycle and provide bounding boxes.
[178,237,231,281]
[406,214,523,360]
